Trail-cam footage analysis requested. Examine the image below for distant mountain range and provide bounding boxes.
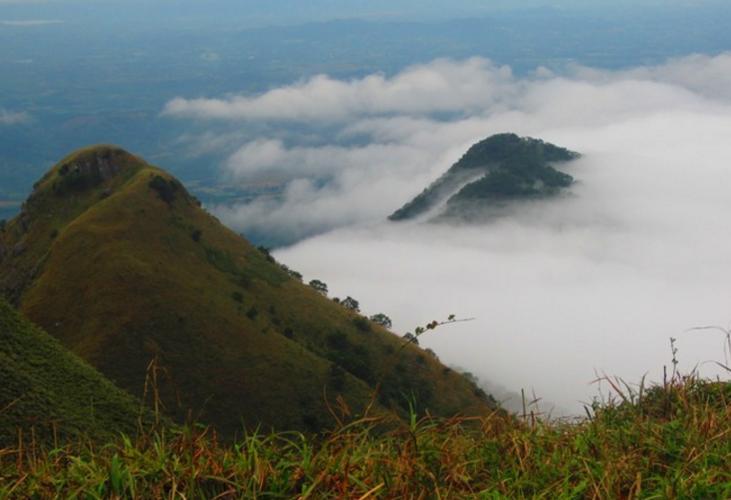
[0,146,493,440]
[389,133,579,222]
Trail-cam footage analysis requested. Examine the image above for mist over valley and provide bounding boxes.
[2,3,731,495]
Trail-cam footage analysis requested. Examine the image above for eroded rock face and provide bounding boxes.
[70,150,122,180]
[53,148,130,194]
[1,147,139,305]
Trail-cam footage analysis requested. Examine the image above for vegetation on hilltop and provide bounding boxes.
[0,298,143,447]
[1,374,728,498]
[0,145,493,438]
[389,133,579,221]
[450,156,574,200]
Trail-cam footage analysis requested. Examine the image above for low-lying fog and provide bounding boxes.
[167,54,731,414]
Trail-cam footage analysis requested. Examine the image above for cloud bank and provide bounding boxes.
[173,55,729,244]
[169,54,731,413]
[164,58,517,122]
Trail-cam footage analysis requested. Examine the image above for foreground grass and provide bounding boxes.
[1,377,729,499]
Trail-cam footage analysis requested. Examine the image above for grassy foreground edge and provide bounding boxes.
[1,373,729,498]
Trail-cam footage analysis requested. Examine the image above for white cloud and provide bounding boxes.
[0,109,30,125]
[274,115,731,413]
[572,52,731,102]
[164,54,731,125]
[173,53,731,414]
[164,58,517,122]
[177,55,731,245]
[0,19,63,26]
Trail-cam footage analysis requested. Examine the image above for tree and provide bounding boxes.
[369,313,392,329]
[403,332,419,346]
[257,246,275,263]
[308,279,328,296]
[281,265,302,281]
[341,296,360,312]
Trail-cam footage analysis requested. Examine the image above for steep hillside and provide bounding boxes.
[0,298,142,446]
[389,133,579,221]
[0,146,493,437]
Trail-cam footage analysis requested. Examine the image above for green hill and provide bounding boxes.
[389,133,579,221]
[0,145,493,437]
[0,298,142,446]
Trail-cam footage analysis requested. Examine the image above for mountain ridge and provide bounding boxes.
[0,145,494,437]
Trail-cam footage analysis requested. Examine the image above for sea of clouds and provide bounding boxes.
[166,54,731,414]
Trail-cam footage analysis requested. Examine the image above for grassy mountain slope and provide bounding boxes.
[0,298,142,446]
[389,133,579,221]
[0,146,492,437]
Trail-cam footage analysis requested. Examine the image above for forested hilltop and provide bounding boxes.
[390,133,579,221]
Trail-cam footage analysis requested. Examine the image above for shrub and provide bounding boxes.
[326,331,350,351]
[352,317,371,333]
[257,246,275,263]
[325,332,374,384]
[403,332,419,346]
[148,175,178,204]
[285,267,303,281]
[309,279,328,296]
[342,296,360,312]
[369,313,392,329]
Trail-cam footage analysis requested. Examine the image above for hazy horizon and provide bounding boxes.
[0,1,728,29]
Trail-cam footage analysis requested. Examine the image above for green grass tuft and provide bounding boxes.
[1,376,728,498]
